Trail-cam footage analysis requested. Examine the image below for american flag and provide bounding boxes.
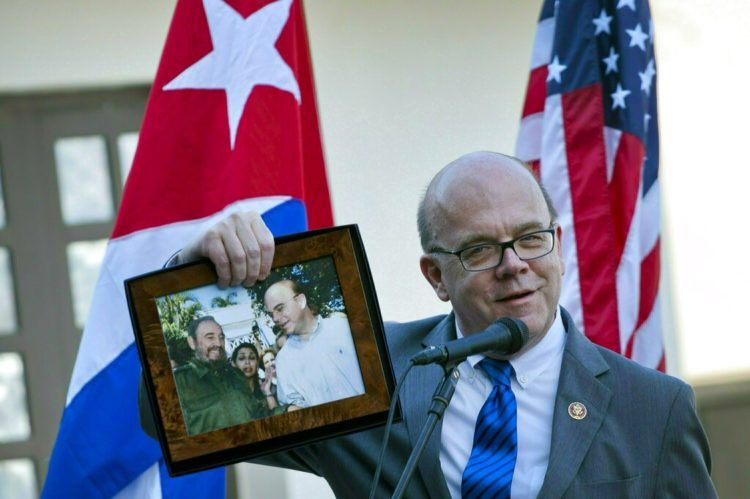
[516,0,663,370]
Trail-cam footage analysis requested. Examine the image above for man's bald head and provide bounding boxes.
[417,151,557,252]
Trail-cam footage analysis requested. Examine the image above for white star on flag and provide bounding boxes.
[626,23,649,51]
[547,55,567,83]
[163,0,301,150]
[611,83,631,109]
[593,9,613,35]
[617,0,636,11]
[602,47,619,74]
[639,59,656,94]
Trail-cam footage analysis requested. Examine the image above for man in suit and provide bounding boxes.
[142,151,716,497]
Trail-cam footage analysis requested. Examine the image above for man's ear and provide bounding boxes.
[187,335,197,351]
[420,254,450,302]
[296,293,307,310]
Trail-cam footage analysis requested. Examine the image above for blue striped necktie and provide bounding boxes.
[461,358,517,499]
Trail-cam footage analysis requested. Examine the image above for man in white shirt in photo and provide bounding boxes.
[263,278,365,410]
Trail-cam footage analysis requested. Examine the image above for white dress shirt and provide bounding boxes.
[275,315,365,407]
[439,309,565,499]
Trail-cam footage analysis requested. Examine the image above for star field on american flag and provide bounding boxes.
[516,0,663,370]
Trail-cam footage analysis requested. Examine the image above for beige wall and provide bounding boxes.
[0,1,175,91]
[652,0,750,382]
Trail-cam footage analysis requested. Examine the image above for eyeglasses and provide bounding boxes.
[271,294,300,315]
[431,227,556,272]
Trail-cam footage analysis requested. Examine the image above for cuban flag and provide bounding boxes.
[516,0,663,370]
[43,0,332,496]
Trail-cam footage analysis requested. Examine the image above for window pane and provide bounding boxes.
[0,247,18,335]
[0,170,6,229]
[54,136,114,225]
[0,353,31,443]
[67,239,108,329]
[117,132,139,186]
[0,459,37,499]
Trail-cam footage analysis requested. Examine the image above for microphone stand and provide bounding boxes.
[391,363,460,499]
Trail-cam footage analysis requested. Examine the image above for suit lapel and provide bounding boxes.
[400,314,455,499]
[397,308,612,498]
[537,309,612,498]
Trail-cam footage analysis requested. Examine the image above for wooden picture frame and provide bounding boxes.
[126,225,398,476]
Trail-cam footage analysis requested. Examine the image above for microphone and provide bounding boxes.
[411,317,529,366]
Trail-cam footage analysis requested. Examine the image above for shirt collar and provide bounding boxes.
[455,307,566,389]
[288,315,322,344]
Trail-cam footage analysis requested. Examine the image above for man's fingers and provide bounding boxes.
[236,220,261,287]
[200,229,232,287]
[180,211,275,288]
[221,226,249,287]
[252,215,275,281]
[235,212,275,286]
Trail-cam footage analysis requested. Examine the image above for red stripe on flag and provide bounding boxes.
[561,84,621,353]
[636,238,660,330]
[625,239,660,357]
[657,354,666,372]
[609,132,644,262]
[521,66,548,118]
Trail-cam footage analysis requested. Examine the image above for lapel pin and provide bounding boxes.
[568,402,587,420]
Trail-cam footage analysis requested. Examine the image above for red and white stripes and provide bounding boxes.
[516,9,663,370]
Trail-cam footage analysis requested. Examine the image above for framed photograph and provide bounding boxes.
[126,224,399,476]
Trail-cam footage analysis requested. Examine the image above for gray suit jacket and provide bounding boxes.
[140,308,716,498]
